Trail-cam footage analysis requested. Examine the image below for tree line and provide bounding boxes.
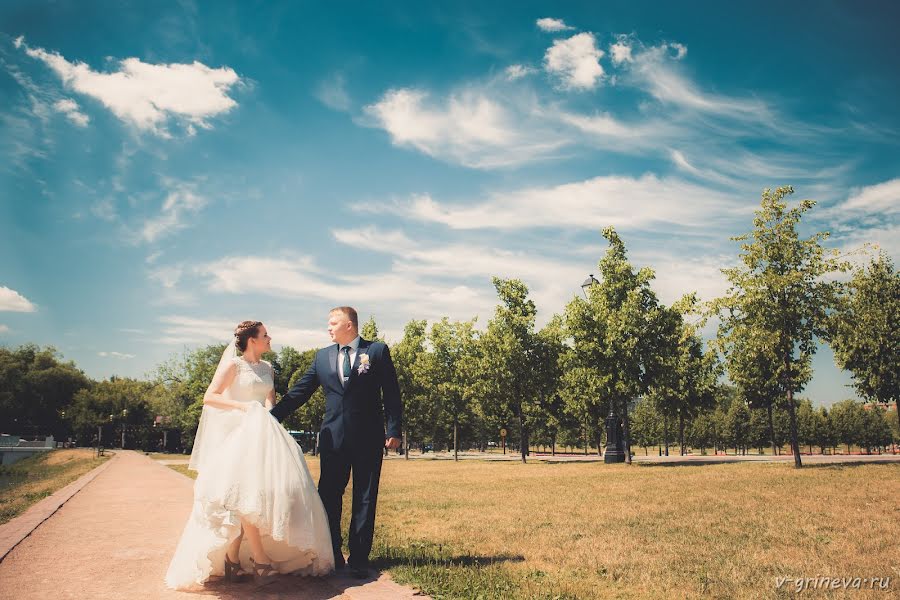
[1,186,897,467]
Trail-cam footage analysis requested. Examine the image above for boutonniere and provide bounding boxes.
[357,353,371,375]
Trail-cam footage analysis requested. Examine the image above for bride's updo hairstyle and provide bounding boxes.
[234,320,263,352]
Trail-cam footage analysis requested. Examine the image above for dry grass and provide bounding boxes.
[171,457,900,599]
[0,448,108,524]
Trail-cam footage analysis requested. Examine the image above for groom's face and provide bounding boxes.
[328,311,355,345]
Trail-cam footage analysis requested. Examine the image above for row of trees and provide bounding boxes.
[2,186,897,468]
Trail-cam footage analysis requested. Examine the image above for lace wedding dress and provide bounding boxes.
[165,355,334,589]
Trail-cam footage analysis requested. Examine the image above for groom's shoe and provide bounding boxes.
[349,565,370,579]
[333,555,346,570]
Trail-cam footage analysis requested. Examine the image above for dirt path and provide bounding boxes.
[0,450,424,599]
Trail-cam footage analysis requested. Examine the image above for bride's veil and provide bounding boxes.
[188,339,238,473]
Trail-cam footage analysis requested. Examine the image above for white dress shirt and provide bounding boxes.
[338,335,361,381]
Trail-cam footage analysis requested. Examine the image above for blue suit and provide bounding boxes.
[270,338,402,568]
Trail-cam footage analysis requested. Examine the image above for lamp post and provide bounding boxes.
[120,409,128,449]
[581,274,626,464]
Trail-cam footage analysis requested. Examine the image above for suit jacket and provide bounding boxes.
[270,338,402,453]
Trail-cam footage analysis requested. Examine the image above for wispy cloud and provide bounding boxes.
[98,351,135,359]
[52,98,89,127]
[0,324,10,334]
[361,174,749,232]
[140,182,208,243]
[536,18,575,32]
[0,286,37,312]
[19,37,242,137]
[504,64,536,81]
[362,86,567,168]
[314,72,352,111]
[543,33,605,90]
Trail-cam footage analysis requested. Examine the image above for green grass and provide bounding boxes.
[169,457,900,599]
[0,449,108,525]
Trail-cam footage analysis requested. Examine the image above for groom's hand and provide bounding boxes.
[385,437,401,450]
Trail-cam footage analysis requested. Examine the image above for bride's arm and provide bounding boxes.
[202,362,248,412]
[265,364,276,410]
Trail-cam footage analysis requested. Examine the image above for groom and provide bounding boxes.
[270,306,402,578]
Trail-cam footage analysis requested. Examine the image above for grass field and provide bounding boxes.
[0,449,108,525]
[170,457,899,599]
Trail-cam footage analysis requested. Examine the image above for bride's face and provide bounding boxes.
[251,325,271,353]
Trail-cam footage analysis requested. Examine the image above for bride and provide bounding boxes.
[165,321,334,589]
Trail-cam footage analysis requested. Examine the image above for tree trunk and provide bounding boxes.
[679,412,686,456]
[453,418,458,462]
[767,404,778,456]
[583,426,588,455]
[519,413,527,464]
[786,387,802,468]
[551,433,556,456]
[663,415,670,456]
[404,429,410,460]
[596,431,602,456]
[622,397,632,465]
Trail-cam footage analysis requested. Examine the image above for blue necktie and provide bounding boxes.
[341,346,351,386]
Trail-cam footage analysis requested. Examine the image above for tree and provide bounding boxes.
[422,317,478,461]
[724,399,751,455]
[472,278,545,463]
[361,315,385,343]
[391,319,431,458]
[828,253,900,433]
[829,399,865,454]
[650,294,720,455]
[285,349,325,454]
[564,228,672,464]
[630,397,662,454]
[0,345,89,440]
[712,186,848,468]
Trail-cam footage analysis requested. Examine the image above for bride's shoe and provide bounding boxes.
[251,558,279,586]
[224,553,248,583]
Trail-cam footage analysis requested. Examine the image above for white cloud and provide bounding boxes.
[536,18,575,32]
[52,98,89,126]
[609,40,633,65]
[157,315,332,350]
[504,64,536,81]
[141,184,207,243]
[544,33,605,90]
[98,351,135,359]
[839,178,900,215]
[622,42,769,121]
[20,38,241,136]
[367,174,748,231]
[362,87,567,168]
[0,286,37,312]
[0,324,9,334]
[91,198,117,221]
[314,72,351,111]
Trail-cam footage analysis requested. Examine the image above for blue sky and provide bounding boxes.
[1,1,897,406]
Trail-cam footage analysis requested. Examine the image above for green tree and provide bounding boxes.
[630,397,662,454]
[829,399,865,454]
[472,278,546,463]
[361,315,385,343]
[650,295,720,455]
[828,253,900,433]
[712,186,848,468]
[423,317,478,461]
[391,319,431,458]
[285,349,325,453]
[564,228,672,464]
[0,345,89,440]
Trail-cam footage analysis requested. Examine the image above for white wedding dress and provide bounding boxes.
[165,355,334,590]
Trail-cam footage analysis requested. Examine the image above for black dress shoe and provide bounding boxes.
[349,566,369,579]
[333,557,346,570]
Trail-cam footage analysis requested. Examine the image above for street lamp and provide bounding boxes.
[121,409,128,449]
[581,274,600,299]
[580,274,626,464]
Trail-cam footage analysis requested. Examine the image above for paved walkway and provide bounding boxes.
[0,451,425,600]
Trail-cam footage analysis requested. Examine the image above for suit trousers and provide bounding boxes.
[317,442,384,568]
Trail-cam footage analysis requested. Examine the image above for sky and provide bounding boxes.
[1,1,898,406]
